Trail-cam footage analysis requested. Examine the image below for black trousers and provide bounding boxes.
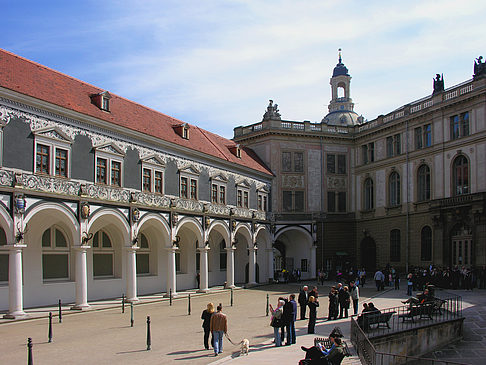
[203,328,213,349]
[300,304,307,319]
[304,346,324,360]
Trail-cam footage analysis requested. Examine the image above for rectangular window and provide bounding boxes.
[219,186,225,204]
[386,136,394,157]
[424,124,432,147]
[220,250,227,270]
[450,112,469,140]
[237,190,243,207]
[394,134,401,155]
[93,253,113,277]
[337,155,346,174]
[243,191,249,208]
[282,191,293,212]
[263,196,267,211]
[327,154,336,174]
[0,254,8,282]
[301,259,308,272]
[154,171,163,193]
[36,144,50,174]
[327,191,336,212]
[55,148,68,177]
[136,254,150,275]
[111,161,121,187]
[338,192,346,212]
[415,127,423,149]
[102,97,110,111]
[294,191,304,212]
[362,145,368,164]
[180,177,188,198]
[190,179,197,200]
[294,152,304,172]
[96,158,107,184]
[214,185,219,203]
[143,168,152,192]
[282,152,292,172]
[369,142,375,162]
[451,115,460,140]
[42,254,69,280]
[461,112,469,137]
[258,195,263,210]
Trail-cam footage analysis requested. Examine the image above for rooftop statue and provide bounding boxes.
[433,73,444,94]
[474,56,485,79]
[262,99,281,121]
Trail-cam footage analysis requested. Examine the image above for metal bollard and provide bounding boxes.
[169,289,172,306]
[188,294,191,315]
[48,312,53,343]
[146,316,151,351]
[27,338,33,365]
[130,302,134,327]
[230,287,233,307]
[266,294,269,316]
[58,299,62,323]
[122,294,125,313]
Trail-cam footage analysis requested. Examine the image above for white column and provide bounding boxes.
[126,247,139,303]
[248,247,257,285]
[225,247,235,288]
[197,247,209,292]
[310,246,317,280]
[71,246,90,310]
[165,247,177,297]
[266,248,274,283]
[4,244,27,319]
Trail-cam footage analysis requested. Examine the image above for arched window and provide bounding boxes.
[417,164,431,202]
[42,226,70,280]
[136,233,150,275]
[219,240,227,270]
[0,227,8,282]
[92,230,114,277]
[453,155,469,195]
[421,226,432,261]
[389,172,401,207]
[390,229,401,262]
[364,178,374,210]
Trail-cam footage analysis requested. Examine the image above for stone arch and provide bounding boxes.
[234,223,252,283]
[174,217,203,290]
[86,208,130,244]
[137,213,171,248]
[206,219,231,286]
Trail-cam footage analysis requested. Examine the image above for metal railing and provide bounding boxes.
[351,292,464,365]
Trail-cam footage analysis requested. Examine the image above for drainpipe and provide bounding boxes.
[320,136,325,272]
[405,118,410,274]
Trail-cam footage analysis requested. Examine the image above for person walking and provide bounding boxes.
[201,302,215,350]
[374,269,384,291]
[209,303,227,356]
[407,273,413,296]
[327,286,338,321]
[269,299,285,347]
[289,294,297,344]
[298,286,309,320]
[349,281,360,315]
[307,296,319,334]
[283,295,296,345]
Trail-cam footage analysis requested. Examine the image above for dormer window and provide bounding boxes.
[228,144,242,158]
[174,123,190,139]
[91,91,112,112]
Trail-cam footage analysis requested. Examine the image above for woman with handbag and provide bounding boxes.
[269,299,285,347]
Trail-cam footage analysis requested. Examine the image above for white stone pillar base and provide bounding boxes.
[73,246,90,311]
[4,245,28,319]
[126,246,139,303]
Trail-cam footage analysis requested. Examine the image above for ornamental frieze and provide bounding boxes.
[22,174,80,195]
[0,104,271,192]
[232,207,253,219]
[282,175,305,189]
[253,210,267,221]
[206,204,231,216]
[132,192,171,208]
[84,184,131,203]
[0,170,13,187]
[327,176,347,190]
[176,199,204,213]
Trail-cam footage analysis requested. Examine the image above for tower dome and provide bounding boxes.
[322,49,362,126]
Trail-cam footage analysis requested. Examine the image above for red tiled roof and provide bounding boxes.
[0,48,273,176]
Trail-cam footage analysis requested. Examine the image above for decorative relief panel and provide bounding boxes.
[207,204,231,216]
[0,170,13,187]
[84,184,131,203]
[132,192,171,208]
[0,104,271,192]
[233,207,253,219]
[22,174,80,195]
[176,199,204,213]
[282,175,305,189]
[253,210,267,221]
[327,176,347,190]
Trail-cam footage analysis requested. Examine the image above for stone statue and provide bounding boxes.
[433,73,444,94]
[474,56,485,79]
[262,99,281,121]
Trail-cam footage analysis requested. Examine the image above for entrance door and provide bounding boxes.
[452,235,472,267]
[360,237,376,272]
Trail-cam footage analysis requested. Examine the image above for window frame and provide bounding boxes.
[281,151,305,173]
[34,130,72,178]
[450,112,470,140]
[388,171,401,207]
[136,233,151,276]
[282,190,305,212]
[420,226,432,261]
[257,189,269,211]
[453,155,469,196]
[362,142,374,165]
[236,180,250,208]
[363,177,374,211]
[141,157,165,194]
[390,229,401,262]
[92,230,115,278]
[94,145,124,187]
[210,175,227,205]
[41,226,70,281]
[417,164,431,202]
[179,167,199,200]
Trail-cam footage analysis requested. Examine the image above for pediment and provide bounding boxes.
[33,126,73,143]
[142,155,165,167]
[210,173,228,182]
[235,178,251,188]
[179,165,200,175]
[95,142,125,156]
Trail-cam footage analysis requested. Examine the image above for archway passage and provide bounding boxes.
[274,228,314,280]
[245,263,259,283]
[360,237,376,272]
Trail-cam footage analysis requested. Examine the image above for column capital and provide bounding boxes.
[125,246,140,252]
[165,246,179,253]
[225,246,236,252]
[197,246,210,253]
[72,245,91,252]
[3,244,27,250]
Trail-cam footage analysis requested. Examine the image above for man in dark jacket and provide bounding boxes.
[298,286,309,320]
[283,294,296,345]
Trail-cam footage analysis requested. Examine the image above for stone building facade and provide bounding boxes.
[0,49,274,317]
[234,54,486,277]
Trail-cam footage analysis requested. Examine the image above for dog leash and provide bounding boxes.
[224,332,239,346]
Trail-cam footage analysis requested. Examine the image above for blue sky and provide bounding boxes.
[2,0,485,138]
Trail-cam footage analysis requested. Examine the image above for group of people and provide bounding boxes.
[326,281,360,321]
[201,302,228,356]
[406,265,486,291]
[299,329,346,365]
[269,294,298,346]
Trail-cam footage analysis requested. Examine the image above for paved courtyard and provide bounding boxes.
[1,282,485,364]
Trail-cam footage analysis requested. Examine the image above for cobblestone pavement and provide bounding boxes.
[1,282,485,364]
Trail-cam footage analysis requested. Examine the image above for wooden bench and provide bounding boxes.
[399,302,434,322]
[360,311,395,331]
[313,337,351,357]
